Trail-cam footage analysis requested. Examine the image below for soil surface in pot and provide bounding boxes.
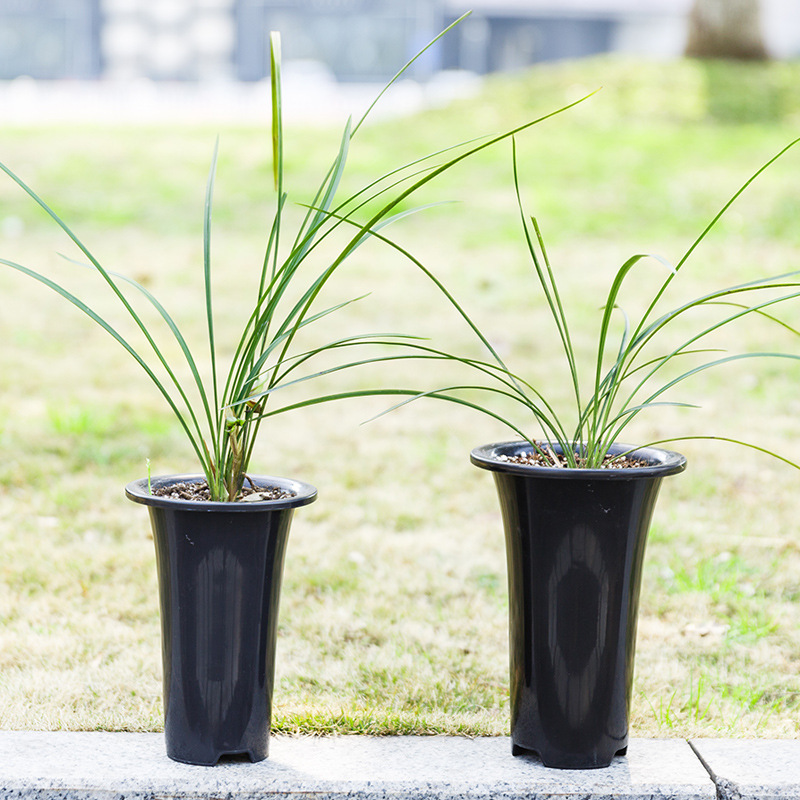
[498,451,651,469]
[152,480,296,502]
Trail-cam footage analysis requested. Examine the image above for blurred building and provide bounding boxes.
[0,0,102,80]
[0,0,798,83]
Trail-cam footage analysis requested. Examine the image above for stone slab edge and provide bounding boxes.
[690,739,800,800]
[0,733,717,800]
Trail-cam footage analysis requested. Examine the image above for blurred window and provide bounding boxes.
[0,0,101,79]
[235,0,443,82]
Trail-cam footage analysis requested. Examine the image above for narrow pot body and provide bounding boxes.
[471,442,685,770]
[126,475,316,766]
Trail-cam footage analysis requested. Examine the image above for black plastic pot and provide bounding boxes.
[471,442,685,770]
[126,474,317,766]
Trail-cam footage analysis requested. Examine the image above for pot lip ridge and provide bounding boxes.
[125,473,318,511]
[470,440,687,480]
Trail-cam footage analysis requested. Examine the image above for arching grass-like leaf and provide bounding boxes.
[0,20,593,499]
[379,135,800,470]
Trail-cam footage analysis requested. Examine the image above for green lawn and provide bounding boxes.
[1,55,800,738]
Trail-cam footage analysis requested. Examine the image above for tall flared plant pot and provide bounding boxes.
[471,442,685,770]
[126,474,317,766]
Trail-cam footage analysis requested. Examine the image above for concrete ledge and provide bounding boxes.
[691,739,800,800]
[3,733,799,799]
[1,732,719,800]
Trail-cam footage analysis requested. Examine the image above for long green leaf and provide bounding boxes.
[204,139,221,465]
[642,435,800,471]
[0,257,211,479]
[256,387,539,446]
[512,140,580,420]
[270,31,282,192]
[350,12,472,137]
[627,136,800,350]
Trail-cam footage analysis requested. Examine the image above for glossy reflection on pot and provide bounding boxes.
[472,442,685,769]
[127,474,317,766]
[153,506,291,765]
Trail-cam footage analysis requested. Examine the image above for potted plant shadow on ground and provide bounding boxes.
[370,135,800,769]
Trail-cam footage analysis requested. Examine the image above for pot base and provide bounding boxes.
[511,740,628,770]
[169,748,266,767]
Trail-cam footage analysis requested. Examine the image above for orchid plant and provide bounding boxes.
[374,134,800,468]
[0,17,587,499]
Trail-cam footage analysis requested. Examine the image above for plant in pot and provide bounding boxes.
[374,136,800,769]
[0,20,596,765]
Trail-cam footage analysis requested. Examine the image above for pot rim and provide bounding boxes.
[125,473,318,511]
[470,440,686,480]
